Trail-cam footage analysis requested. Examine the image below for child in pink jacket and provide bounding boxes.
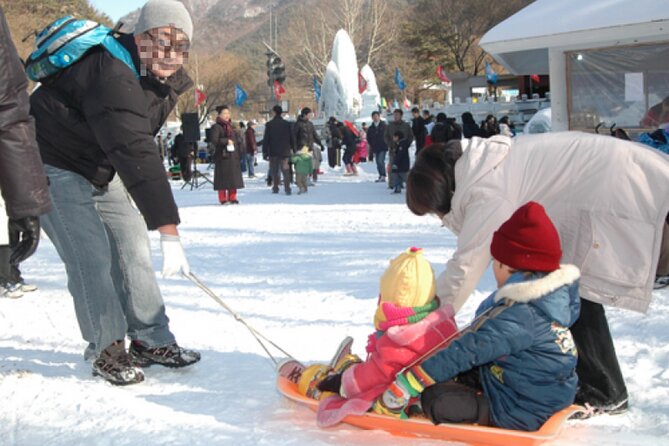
[314,247,458,427]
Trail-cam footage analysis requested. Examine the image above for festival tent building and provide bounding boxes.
[479,0,669,133]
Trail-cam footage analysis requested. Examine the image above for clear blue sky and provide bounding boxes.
[89,0,147,23]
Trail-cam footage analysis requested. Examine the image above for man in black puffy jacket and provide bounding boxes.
[30,0,200,385]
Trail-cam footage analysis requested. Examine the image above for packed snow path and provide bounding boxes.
[1,161,668,445]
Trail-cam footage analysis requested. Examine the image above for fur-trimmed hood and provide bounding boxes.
[494,264,581,326]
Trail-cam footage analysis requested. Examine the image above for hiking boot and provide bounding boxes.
[19,279,38,293]
[1,281,23,299]
[571,398,629,420]
[654,275,669,290]
[129,341,201,368]
[92,341,144,385]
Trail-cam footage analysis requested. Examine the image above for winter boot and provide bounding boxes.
[1,281,23,299]
[19,278,38,293]
[328,336,355,369]
[92,341,145,385]
[654,275,669,289]
[129,341,201,368]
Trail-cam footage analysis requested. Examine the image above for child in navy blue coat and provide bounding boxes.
[390,131,410,194]
[378,202,580,431]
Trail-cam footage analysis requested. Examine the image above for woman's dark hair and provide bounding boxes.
[499,116,509,125]
[406,142,462,216]
[436,112,447,123]
[215,105,229,114]
[461,112,475,125]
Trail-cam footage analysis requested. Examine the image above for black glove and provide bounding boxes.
[317,373,342,394]
[320,145,325,152]
[8,216,41,265]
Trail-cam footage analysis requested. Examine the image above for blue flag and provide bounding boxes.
[313,75,321,102]
[235,84,248,107]
[394,68,406,91]
[485,62,498,85]
[393,99,399,110]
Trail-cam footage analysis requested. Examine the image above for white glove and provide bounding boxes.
[160,234,190,278]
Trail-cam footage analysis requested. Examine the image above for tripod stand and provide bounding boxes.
[181,156,213,190]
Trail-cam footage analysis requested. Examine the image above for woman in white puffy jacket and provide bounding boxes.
[406,132,669,416]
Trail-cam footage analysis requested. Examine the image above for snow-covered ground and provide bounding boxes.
[1,160,668,446]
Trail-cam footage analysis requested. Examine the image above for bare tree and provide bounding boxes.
[282,0,400,85]
[405,0,533,76]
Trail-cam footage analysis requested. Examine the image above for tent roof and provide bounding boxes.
[480,0,669,74]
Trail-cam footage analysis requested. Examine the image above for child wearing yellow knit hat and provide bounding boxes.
[296,247,459,427]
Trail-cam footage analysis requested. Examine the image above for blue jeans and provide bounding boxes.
[375,150,387,178]
[41,165,175,359]
[244,153,255,177]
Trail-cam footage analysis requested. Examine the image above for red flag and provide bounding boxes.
[195,88,206,107]
[530,74,541,83]
[358,71,368,94]
[436,65,450,83]
[273,80,286,101]
[403,97,411,109]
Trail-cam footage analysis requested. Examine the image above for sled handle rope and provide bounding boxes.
[400,299,515,374]
[183,271,297,367]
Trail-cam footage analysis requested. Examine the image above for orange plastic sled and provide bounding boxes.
[277,375,582,446]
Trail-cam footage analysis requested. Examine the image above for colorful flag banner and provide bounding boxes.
[393,99,399,110]
[437,65,450,83]
[358,71,368,94]
[195,88,206,107]
[234,84,248,107]
[394,68,406,91]
[403,97,411,109]
[530,74,541,83]
[313,75,321,102]
[485,62,498,85]
[380,97,387,109]
[273,80,286,101]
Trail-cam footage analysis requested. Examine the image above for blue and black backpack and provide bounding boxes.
[25,16,138,81]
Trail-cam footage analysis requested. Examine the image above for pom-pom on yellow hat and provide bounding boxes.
[374,247,436,330]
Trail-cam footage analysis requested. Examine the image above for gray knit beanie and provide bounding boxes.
[134,0,193,42]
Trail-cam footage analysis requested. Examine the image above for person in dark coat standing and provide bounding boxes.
[173,132,194,182]
[367,111,388,183]
[262,105,295,195]
[211,105,244,204]
[29,0,199,385]
[462,112,484,138]
[294,107,324,182]
[326,116,343,168]
[411,107,427,154]
[244,120,258,178]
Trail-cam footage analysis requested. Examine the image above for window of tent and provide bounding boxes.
[566,42,669,136]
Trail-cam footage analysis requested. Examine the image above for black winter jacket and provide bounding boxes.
[262,116,295,158]
[0,7,51,219]
[392,138,411,173]
[294,116,322,150]
[366,121,387,153]
[30,33,192,230]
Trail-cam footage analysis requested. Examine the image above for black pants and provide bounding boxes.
[0,245,20,284]
[179,156,193,182]
[571,298,628,407]
[421,368,491,426]
[269,157,291,193]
